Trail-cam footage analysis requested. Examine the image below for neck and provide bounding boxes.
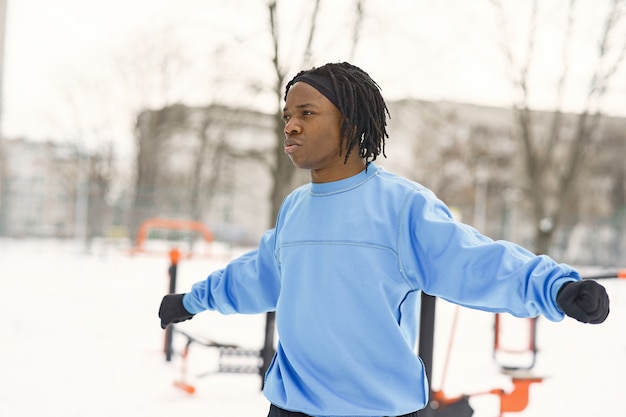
[310,158,367,183]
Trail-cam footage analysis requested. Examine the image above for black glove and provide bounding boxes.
[556,280,609,324]
[159,293,195,329]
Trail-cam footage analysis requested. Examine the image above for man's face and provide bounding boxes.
[283,82,360,183]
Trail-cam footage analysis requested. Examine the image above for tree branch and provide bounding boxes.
[302,0,321,68]
[349,0,364,61]
[545,0,577,166]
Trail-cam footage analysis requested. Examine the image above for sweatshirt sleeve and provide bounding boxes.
[398,189,580,322]
[182,229,281,315]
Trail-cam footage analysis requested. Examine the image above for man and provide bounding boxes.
[159,62,609,417]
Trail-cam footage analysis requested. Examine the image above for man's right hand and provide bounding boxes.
[159,293,195,329]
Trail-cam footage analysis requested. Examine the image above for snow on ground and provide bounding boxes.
[0,238,624,417]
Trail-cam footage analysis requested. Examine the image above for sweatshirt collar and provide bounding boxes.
[310,163,380,196]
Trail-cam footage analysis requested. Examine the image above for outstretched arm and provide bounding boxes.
[157,229,281,328]
[399,189,609,323]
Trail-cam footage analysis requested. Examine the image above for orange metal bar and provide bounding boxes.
[490,376,543,414]
[135,217,214,251]
[173,339,196,394]
[494,314,536,353]
[169,247,181,265]
[432,389,465,406]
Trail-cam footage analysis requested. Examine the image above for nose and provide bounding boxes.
[284,118,301,136]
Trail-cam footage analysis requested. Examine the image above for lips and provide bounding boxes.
[284,138,300,155]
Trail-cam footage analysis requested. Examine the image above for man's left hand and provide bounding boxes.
[556,280,610,324]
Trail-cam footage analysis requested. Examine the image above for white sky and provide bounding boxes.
[2,0,625,158]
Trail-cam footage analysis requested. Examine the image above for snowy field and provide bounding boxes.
[1,238,624,417]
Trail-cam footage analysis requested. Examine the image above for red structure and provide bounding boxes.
[131,217,214,258]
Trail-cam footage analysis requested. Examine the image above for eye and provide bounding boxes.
[282,114,291,123]
[303,111,313,116]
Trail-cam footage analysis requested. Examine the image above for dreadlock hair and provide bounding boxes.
[284,62,390,164]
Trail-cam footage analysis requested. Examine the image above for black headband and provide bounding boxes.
[292,72,341,110]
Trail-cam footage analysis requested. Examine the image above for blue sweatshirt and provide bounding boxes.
[183,164,579,417]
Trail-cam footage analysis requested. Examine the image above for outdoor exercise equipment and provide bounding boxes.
[160,241,264,394]
[163,247,180,362]
[170,326,262,395]
[173,338,196,394]
[418,269,625,417]
[131,217,214,258]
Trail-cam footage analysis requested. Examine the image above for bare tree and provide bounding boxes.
[87,142,115,241]
[188,106,271,225]
[117,32,200,241]
[490,0,626,254]
[350,0,365,61]
[130,105,188,239]
[265,0,320,226]
[115,29,190,112]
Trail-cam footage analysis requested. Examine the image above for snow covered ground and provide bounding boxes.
[1,238,624,417]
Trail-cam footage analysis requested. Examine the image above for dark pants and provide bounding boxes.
[268,404,419,417]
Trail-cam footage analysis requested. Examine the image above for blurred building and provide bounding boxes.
[0,138,85,237]
[0,100,624,265]
[129,103,301,245]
